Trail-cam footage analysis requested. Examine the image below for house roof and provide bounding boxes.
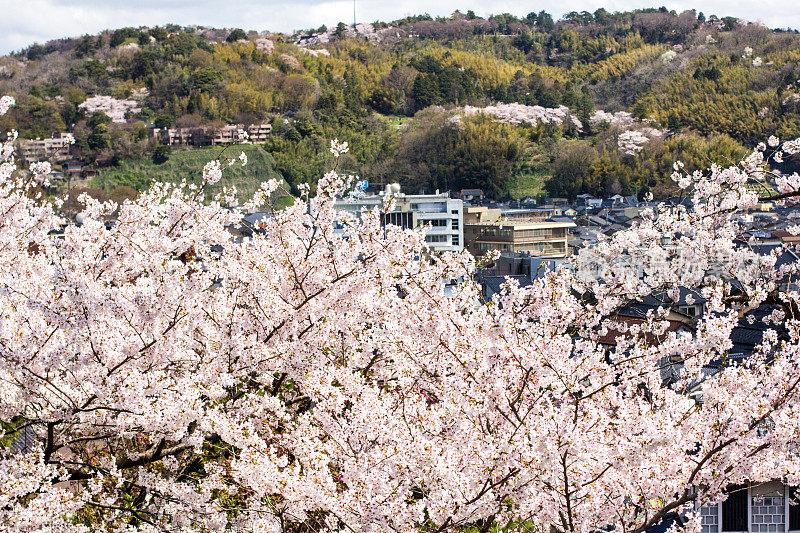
[641,288,707,308]
[238,211,274,235]
[595,315,692,346]
[726,304,788,357]
[771,230,800,243]
[477,274,532,300]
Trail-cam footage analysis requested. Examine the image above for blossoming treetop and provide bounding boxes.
[2,96,800,533]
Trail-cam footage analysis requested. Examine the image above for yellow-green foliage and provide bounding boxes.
[636,48,800,142]
[545,132,748,199]
[575,44,666,82]
[629,30,800,142]
[5,15,800,202]
[431,47,520,90]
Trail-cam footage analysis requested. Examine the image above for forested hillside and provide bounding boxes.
[1,8,799,199]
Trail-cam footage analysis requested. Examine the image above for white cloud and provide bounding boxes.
[0,0,798,54]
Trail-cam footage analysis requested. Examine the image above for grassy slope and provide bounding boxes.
[95,144,284,199]
[509,169,548,199]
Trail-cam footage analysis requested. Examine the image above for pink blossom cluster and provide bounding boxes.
[459,104,665,156]
[78,95,142,123]
[255,38,274,53]
[300,47,331,57]
[459,102,583,129]
[591,109,638,128]
[0,95,13,116]
[2,94,800,532]
[617,127,665,155]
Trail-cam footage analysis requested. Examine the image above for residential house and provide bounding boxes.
[211,124,248,145]
[458,188,485,203]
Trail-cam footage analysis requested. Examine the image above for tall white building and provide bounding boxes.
[334,189,464,253]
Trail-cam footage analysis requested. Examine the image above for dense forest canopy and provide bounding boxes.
[1,8,799,199]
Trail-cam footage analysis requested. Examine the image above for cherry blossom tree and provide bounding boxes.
[459,102,583,130]
[617,128,665,155]
[3,95,800,533]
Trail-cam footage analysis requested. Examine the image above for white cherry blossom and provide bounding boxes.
[1,93,800,533]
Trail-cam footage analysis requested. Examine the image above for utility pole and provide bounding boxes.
[353,0,357,30]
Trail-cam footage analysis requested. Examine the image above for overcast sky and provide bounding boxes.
[1,0,798,55]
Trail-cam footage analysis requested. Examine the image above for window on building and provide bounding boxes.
[451,209,459,215]
[414,202,446,213]
[721,485,748,532]
[383,212,413,229]
[418,219,448,227]
[452,219,459,230]
[701,504,719,533]
[751,490,785,533]
[425,234,448,243]
[452,235,459,246]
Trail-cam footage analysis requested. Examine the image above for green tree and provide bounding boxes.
[110,28,139,47]
[536,11,555,31]
[367,87,399,114]
[226,29,248,42]
[152,144,171,164]
[577,90,594,134]
[546,141,598,199]
[149,27,169,41]
[87,112,112,151]
[190,67,222,93]
[411,74,439,110]
[334,23,348,39]
[154,115,173,129]
[26,43,46,61]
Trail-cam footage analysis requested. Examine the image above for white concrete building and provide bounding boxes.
[335,190,464,253]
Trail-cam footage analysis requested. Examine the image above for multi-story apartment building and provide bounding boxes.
[334,189,464,253]
[463,206,575,257]
[211,124,247,145]
[150,124,271,146]
[150,126,196,146]
[164,128,193,145]
[16,133,74,162]
[246,123,272,143]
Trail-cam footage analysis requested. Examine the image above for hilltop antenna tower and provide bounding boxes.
[353,0,357,30]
